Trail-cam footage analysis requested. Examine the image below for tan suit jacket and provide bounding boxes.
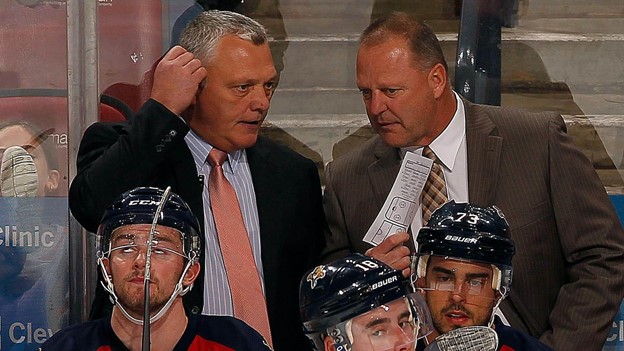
[322,99,624,351]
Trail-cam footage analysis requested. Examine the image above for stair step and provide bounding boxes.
[264,114,624,129]
[517,18,624,34]
[270,87,624,116]
[273,31,624,96]
[518,0,624,19]
[260,113,624,193]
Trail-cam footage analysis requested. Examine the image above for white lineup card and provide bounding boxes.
[363,151,433,246]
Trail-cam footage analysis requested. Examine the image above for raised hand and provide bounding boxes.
[365,232,412,277]
[150,46,207,115]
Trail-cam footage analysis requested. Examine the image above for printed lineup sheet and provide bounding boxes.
[363,152,433,246]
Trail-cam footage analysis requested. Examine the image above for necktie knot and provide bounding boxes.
[208,148,227,167]
[422,146,439,162]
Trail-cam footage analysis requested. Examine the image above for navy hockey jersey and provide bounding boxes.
[40,314,271,351]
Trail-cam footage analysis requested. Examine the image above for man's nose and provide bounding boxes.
[390,327,414,351]
[250,86,271,112]
[450,282,467,303]
[133,249,147,268]
[368,91,388,116]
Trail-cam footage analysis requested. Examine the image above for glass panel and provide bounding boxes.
[1,0,622,349]
[0,1,70,350]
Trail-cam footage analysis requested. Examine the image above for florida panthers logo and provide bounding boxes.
[307,265,326,289]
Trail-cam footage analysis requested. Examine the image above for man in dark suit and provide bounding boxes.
[322,12,624,351]
[69,10,324,351]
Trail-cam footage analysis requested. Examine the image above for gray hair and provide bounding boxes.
[179,10,268,64]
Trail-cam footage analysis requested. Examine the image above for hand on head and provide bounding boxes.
[150,45,208,115]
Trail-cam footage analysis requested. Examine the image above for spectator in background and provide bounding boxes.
[0,121,60,197]
[69,10,324,351]
[0,120,67,350]
[322,11,624,350]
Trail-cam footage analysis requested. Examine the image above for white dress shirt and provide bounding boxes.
[401,92,469,240]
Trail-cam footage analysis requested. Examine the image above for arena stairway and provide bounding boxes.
[242,0,624,194]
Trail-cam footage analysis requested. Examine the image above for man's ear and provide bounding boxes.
[45,170,60,193]
[102,258,112,278]
[182,262,201,287]
[428,63,448,99]
[190,79,205,107]
[181,106,194,122]
[181,82,202,122]
[323,335,336,351]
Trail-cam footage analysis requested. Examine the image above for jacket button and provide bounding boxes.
[191,306,200,314]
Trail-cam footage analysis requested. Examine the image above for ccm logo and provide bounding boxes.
[128,200,161,206]
[444,235,478,244]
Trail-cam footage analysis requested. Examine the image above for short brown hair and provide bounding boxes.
[360,11,448,72]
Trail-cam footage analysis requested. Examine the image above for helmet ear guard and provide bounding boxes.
[416,254,429,280]
[498,266,513,294]
[490,264,512,294]
[491,265,502,291]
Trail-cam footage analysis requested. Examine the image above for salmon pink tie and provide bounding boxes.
[207,148,273,346]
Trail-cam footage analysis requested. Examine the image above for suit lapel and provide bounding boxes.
[246,137,271,222]
[368,138,402,206]
[245,137,275,263]
[172,142,205,227]
[465,100,503,206]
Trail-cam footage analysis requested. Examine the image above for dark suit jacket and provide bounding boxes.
[69,99,325,351]
[322,99,624,351]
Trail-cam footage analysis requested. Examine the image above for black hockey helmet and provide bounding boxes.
[416,201,515,292]
[96,186,201,263]
[300,253,432,350]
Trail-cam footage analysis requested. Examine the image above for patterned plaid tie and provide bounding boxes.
[421,146,448,225]
[207,148,273,346]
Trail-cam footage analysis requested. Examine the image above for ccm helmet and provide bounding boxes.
[416,200,515,294]
[300,253,432,351]
[96,186,201,263]
[96,187,201,325]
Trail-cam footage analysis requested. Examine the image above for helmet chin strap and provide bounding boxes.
[487,286,508,328]
[98,257,194,325]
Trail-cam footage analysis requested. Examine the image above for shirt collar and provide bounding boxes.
[401,92,466,171]
[184,129,243,174]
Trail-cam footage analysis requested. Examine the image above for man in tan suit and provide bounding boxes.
[322,12,624,351]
